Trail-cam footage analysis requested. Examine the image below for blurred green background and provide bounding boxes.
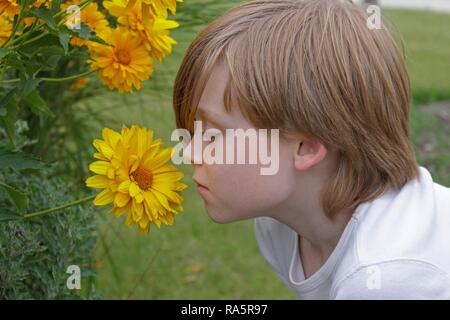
[80,2,450,299]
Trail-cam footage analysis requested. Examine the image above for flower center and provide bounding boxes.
[116,50,131,65]
[131,167,153,190]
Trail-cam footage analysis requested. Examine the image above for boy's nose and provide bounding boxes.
[183,139,203,165]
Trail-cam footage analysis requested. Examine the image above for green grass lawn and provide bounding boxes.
[384,9,450,100]
[86,4,450,299]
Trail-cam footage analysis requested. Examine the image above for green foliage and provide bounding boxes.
[0,1,106,179]
[0,116,100,299]
[0,168,100,299]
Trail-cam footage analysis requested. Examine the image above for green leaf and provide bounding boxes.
[0,182,28,212]
[19,34,61,57]
[24,89,54,116]
[58,31,70,55]
[36,45,65,56]
[17,78,41,97]
[67,23,109,46]
[34,52,61,71]
[31,7,57,31]
[73,23,93,40]
[0,149,47,171]
[0,97,18,147]
[0,48,11,60]
[89,34,109,46]
[1,51,27,74]
[0,88,16,117]
[0,205,22,222]
[50,0,62,14]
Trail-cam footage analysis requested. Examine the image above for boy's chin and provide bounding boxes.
[205,208,253,224]
[206,210,234,224]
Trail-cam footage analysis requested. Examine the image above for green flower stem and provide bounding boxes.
[40,69,97,82]
[22,194,96,220]
[7,19,44,47]
[0,69,97,84]
[0,78,21,84]
[9,31,48,50]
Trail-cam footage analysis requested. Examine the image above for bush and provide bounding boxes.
[0,168,99,299]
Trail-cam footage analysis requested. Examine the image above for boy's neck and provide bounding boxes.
[269,152,358,271]
[301,206,356,277]
[277,204,356,256]
[270,172,358,270]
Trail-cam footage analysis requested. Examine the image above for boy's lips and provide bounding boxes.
[193,178,209,193]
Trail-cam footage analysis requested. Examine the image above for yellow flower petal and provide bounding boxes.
[144,146,172,169]
[86,175,110,188]
[150,188,172,212]
[93,139,115,159]
[118,179,131,193]
[135,192,145,203]
[94,152,108,160]
[112,202,130,217]
[114,192,130,207]
[93,188,114,206]
[102,127,121,148]
[89,161,110,175]
[129,182,140,197]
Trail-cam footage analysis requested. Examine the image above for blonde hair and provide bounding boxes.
[173,0,419,217]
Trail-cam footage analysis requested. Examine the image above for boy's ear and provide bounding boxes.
[294,139,328,171]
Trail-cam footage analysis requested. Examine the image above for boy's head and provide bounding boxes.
[173,0,419,223]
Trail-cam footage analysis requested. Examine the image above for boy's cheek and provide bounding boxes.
[204,164,294,219]
[207,163,264,193]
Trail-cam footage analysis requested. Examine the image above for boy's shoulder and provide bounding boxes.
[334,168,450,298]
[353,167,450,269]
[254,167,450,298]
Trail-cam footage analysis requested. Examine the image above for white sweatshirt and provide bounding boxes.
[254,166,450,299]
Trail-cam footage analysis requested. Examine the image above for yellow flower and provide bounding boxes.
[0,0,19,17]
[103,0,131,18]
[61,1,110,47]
[122,0,182,22]
[104,0,179,62]
[0,16,12,45]
[89,28,154,93]
[144,14,178,62]
[145,0,182,16]
[86,125,187,234]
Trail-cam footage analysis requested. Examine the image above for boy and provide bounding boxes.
[172,0,450,299]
